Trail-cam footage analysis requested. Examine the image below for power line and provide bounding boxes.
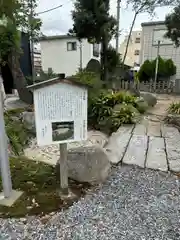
[37,4,63,15]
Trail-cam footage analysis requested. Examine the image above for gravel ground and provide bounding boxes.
[1,165,180,240]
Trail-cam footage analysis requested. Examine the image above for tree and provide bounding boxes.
[106,45,121,72]
[165,4,180,47]
[122,0,177,66]
[70,0,117,81]
[138,57,176,81]
[0,0,41,104]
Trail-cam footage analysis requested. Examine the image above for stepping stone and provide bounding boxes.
[117,124,134,135]
[147,122,161,137]
[105,132,131,164]
[133,124,147,135]
[146,137,167,172]
[161,125,180,139]
[122,135,148,168]
[165,137,180,172]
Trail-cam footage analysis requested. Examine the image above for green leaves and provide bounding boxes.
[71,0,117,43]
[165,4,180,47]
[168,102,180,114]
[138,57,176,81]
[0,0,41,63]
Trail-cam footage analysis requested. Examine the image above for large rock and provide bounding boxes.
[22,111,35,132]
[135,98,148,113]
[140,92,157,107]
[56,146,111,184]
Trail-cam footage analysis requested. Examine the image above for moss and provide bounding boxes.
[0,156,90,218]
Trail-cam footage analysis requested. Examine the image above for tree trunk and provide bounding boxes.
[122,12,137,66]
[101,35,108,82]
[8,50,33,104]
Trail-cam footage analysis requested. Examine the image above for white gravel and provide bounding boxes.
[1,165,180,240]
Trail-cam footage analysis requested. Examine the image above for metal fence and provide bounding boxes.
[115,79,174,94]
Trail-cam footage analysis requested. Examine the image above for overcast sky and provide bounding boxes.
[36,0,173,45]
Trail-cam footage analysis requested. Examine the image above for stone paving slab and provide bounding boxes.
[165,137,180,172]
[133,124,147,135]
[146,136,168,172]
[117,124,134,134]
[123,135,148,168]
[105,132,132,164]
[161,125,180,139]
[147,122,161,137]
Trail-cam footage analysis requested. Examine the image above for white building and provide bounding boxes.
[119,30,142,67]
[40,35,100,76]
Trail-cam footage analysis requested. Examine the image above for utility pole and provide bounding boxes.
[116,0,121,53]
[154,40,160,91]
[79,40,83,71]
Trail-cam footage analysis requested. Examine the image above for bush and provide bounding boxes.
[168,102,180,114]
[4,110,34,156]
[99,103,140,133]
[138,57,176,81]
[88,91,142,134]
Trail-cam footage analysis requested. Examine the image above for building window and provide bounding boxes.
[67,42,77,51]
[134,50,140,55]
[152,29,172,45]
[135,37,140,43]
[93,43,100,57]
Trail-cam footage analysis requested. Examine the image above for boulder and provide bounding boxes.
[56,146,111,185]
[135,98,148,113]
[140,92,157,107]
[22,111,35,132]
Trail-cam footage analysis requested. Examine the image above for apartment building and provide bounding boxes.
[140,21,179,78]
[119,30,142,67]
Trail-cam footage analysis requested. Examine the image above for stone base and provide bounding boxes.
[58,189,76,200]
[0,190,23,207]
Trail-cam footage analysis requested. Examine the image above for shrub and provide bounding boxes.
[88,91,141,133]
[99,103,140,133]
[138,57,176,81]
[71,69,103,104]
[168,102,180,114]
[4,110,33,156]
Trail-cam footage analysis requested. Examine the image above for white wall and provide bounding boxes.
[40,37,100,76]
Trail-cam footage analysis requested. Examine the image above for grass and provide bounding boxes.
[0,156,90,218]
[168,102,180,114]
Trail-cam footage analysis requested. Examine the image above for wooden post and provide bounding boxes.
[59,143,68,195]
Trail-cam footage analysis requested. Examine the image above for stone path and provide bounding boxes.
[112,120,180,172]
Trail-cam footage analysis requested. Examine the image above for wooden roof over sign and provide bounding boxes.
[27,74,89,91]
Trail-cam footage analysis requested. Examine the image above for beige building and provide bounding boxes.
[119,30,141,67]
[140,21,180,79]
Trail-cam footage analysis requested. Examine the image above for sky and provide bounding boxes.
[36,0,174,45]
